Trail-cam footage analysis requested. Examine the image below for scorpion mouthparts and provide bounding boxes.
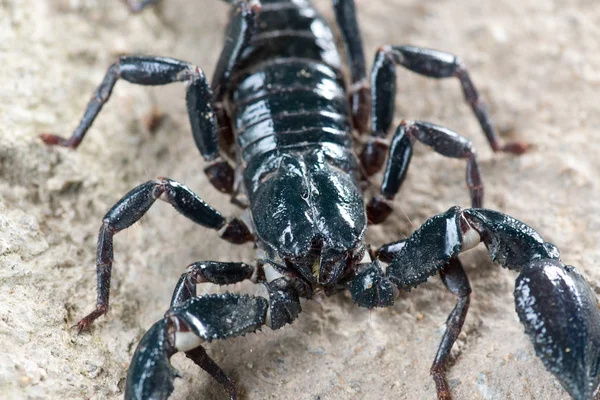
[315,253,347,285]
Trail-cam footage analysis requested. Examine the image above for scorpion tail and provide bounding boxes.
[125,317,180,400]
[515,260,600,400]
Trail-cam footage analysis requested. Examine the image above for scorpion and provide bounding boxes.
[40,0,600,399]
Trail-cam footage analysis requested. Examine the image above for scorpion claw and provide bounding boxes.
[515,260,600,400]
[125,318,179,400]
[126,294,269,400]
[464,209,600,398]
[383,207,600,399]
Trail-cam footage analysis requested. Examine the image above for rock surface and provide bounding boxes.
[1,0,599,399]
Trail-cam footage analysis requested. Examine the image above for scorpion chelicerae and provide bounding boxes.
[40,0,600,399]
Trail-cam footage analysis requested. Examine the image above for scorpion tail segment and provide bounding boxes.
[463,208,560,271]
[387,206,464,289]
[349,261,395,308]
[515,260,600,400]
[166,293,269,342]
[125,318,179,400]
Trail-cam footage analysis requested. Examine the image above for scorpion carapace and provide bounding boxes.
[41,0,600,399]
[249,150,367,285]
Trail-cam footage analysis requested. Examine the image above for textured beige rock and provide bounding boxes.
[1,0,599,399]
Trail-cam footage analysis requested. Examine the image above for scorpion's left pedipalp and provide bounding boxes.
[514,260,600,400]
[379,207,600,400]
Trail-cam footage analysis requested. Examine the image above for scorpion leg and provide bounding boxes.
[77,177,253,333]
[39,54,238,193]
[209,0,260,178]
[126,260,303,400]
[381,207,600,400]
[361,45,528,176]
[333,0,369,133]
[40,56,218,157]
[366,120,483,224]
[430,258,471,400]
[184,346,238,400]
[111,2,259,193]
[170,260,257,306]
[211,0,259,101]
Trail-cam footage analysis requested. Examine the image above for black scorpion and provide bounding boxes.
[41,0,600,399]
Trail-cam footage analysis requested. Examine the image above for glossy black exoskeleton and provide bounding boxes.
[41,1,599,399]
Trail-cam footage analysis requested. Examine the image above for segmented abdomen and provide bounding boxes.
[230,0,354,167]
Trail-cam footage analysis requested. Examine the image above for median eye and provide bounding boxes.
[301,190,309,199]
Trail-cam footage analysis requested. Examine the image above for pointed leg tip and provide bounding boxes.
[500,141,530,155]
[39,133,61,145]
[71,307,107,334]
[39,133,78,149]
[437,392,451,400]
[71,319,92,335]
[431,371,452,400]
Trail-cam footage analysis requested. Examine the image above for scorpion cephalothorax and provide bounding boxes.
[41,0,600,399]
